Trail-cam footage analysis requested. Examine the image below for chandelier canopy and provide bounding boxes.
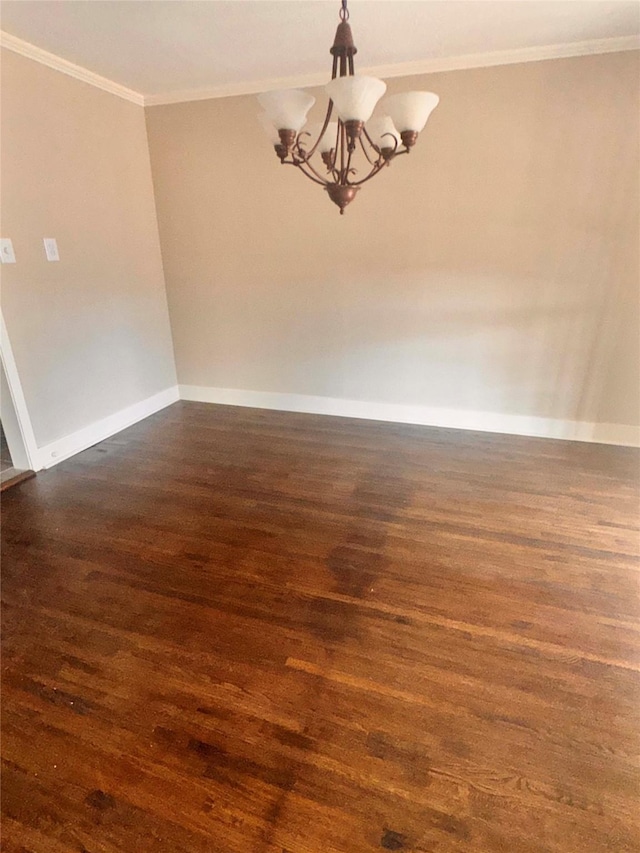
[257,0,439,214]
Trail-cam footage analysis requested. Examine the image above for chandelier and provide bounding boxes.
[257,0,439,214]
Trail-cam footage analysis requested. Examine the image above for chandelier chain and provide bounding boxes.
[339,0,349,23]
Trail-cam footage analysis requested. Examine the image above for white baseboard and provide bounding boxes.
[36,385,179,469]
[179,385,640,448]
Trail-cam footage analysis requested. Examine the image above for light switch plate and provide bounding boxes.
[44,237,59,261]
[0,238,16,264]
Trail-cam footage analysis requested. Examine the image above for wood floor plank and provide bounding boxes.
[2,401,639,851]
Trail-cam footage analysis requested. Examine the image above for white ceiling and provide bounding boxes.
[1,0,638,103]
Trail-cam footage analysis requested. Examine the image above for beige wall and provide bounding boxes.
[147,50,639,430]
[1,49,176,448]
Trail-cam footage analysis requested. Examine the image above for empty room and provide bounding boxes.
[1,1,639,850]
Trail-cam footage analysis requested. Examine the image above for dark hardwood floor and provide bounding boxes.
[2,401,639,852]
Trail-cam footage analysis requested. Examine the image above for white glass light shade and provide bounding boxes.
[257,89,316,132]
[325,75,387,123]
[366,115,401,150]
[382,91,439,133]
[258,112,280,145]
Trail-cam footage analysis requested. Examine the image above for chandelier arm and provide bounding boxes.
[361,125,381,155]
[295,152,333,185]
[344,145,355,182]
[294,161,330,187]
[386,133,401,157]
[282,151,326,182]
[358,135,379,166]
[297,49,338,162]
[347,160,388,186]
[328,120,342,171]
[339,121,347,177]
[295,131,312,158]
[304,101,336,161]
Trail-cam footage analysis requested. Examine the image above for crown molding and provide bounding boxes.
[0,31,145,105]
[144,34,640,106]
[1,29,637,109]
